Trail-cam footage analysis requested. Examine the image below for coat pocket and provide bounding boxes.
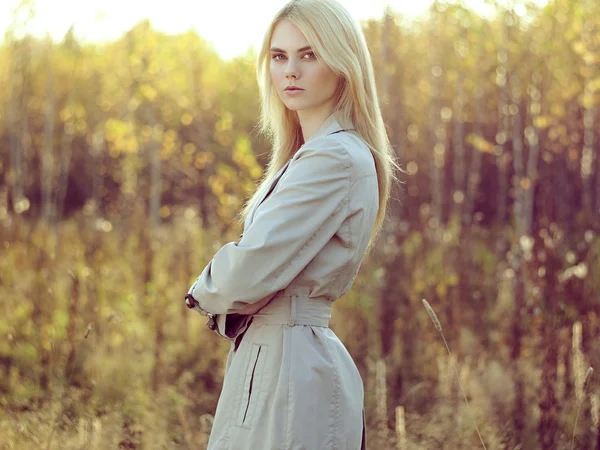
[236,343,268,429]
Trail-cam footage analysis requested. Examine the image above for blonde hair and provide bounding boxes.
[239,0,403,251]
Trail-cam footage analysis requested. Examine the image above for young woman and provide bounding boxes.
[185,0,400,448]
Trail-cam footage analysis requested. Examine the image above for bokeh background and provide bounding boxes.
[1,0,599,448]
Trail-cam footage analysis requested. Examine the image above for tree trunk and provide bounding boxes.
[55,75,77,224]
[580,103,594,215]
[581,11,597,218]
[499,7,527,447]
[495,77,509,228]
[88,127,105,217]
[7,74,24,214]
[143,98,162,230]
[429,6,445,227]
[464,82,484,225]
[452,60,466,222]
[523,73,542,236]
[119,31,143,234]
[189,54,211,227]
[41,61,56,222]
[511,73,524,237]
[149,135,161,230]
[495,7,511,230]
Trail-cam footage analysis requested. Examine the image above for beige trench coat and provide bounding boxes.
[187,111,378,449]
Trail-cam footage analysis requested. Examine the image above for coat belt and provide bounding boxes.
[251,293,332,328]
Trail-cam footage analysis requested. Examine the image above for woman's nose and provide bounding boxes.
[284,60,299,79]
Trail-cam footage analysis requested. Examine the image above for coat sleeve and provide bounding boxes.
[187,138,352,315]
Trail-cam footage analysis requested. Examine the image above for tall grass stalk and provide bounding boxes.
[422,299,487,450]
[395,405,407,450]
[375,359,390,444]
[571,366,594,450]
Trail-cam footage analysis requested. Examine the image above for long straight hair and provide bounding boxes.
[239,0,403,251]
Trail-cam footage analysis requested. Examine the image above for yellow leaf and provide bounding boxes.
[520,177,532,189]
[550,104,565,117]
[233,136,257,168]
[59,105,73,123]
[250,166,263,179]
[140,84,157,101]
[181,113,193,126]
[435,283,447,297]
[194,153,207,169]
[216,112,233,132]
[466,133,495,154]
[159,205,171,218]
[183,143,196,154]
[533,116,552,129]
[582,93,595,109]
[76,120,88,134]
[572,40,586,55]
[447,273,459,286]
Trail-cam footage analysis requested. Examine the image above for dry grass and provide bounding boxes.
[1,216,599,449]
[422,299,487,450]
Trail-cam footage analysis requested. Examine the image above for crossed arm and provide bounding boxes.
[184,139,352,333]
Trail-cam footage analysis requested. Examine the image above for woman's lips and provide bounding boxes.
[284,88,304,96]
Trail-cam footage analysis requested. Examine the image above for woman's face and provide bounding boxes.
[269,19,339,116]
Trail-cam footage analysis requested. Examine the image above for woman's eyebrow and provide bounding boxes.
[269,45,312,53]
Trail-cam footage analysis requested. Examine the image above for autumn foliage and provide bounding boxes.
[1,0,599,448]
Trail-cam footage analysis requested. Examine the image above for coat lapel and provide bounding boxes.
[245,159,291,229]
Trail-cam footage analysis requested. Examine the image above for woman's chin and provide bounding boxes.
[283,103,302,111]
[282,98,302,106]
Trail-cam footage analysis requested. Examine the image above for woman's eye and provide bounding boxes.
[271,52,315,61]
